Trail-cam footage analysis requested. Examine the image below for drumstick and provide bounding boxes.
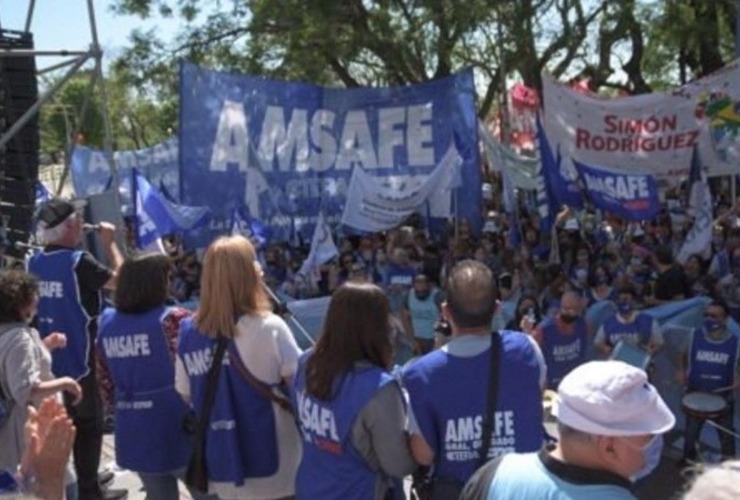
[712,385,736,394]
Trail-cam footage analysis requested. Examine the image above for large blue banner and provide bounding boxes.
[573,160,660,221]
[69,138,180,204]
[179,62,481,246]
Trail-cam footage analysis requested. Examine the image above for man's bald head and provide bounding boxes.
[445,259,495,329]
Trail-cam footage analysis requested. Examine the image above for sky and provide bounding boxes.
[0,0,178,72]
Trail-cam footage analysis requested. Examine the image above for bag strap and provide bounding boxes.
[194,337,228,435]
[227,342,294,414]
[477,331,502,468]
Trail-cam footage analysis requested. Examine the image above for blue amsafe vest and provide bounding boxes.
[177,317,279,484]
[384,265,416,312]
[602,312,653,347]
[688,329,739,393]
[403,331,543,484]
[293,353,395,500]
[541,317,588,389]
[97,306,191,473]
[28,249,93,380]
[408,290,439,340]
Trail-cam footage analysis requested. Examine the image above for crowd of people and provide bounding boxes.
[1,179,740,499]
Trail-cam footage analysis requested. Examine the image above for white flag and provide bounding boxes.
[298,213,339,277]
[677,147,712,264]
[341,144,462,232]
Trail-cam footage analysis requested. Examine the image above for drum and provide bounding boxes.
[610,340,651,370]
[681,392,728,420]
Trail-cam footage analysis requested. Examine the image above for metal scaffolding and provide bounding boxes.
[0,0,119,196]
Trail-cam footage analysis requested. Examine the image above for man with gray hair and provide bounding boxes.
[28,198,124,500]
[403,259,546,495]
[461,360,676,499]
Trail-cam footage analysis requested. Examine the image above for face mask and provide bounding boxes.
[595,275,608,285]
[560,314,578,324]
[617,301,633,315]
[575,269,588,281]
[629,435,663,482]
[705,319,723,333]
[415,291,431,300]
[630,258,642,267]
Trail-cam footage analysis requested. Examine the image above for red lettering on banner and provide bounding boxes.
[602,115,678,134]
[576,128,590,149]
[575,128,700,153]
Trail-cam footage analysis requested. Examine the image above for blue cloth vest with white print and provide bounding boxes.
[98,306,191,473]
[28,249,93,380]
[541,317,588,389]
[408,290,439,340]
[688,328,739,393]
[402,331,543,484]
[292,352,395,500]
[177,317,279,484]
[602,312,653,348]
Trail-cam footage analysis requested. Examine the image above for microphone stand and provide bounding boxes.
[261,281,316,347]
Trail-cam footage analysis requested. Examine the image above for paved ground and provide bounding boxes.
[101,435,192,500]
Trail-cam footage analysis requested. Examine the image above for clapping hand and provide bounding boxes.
[20,398,76,500]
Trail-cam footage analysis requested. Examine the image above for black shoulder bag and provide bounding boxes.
[227,342,293,414]
[184,336,227,493]
[412,331,502,500]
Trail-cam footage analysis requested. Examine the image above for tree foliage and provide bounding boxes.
[109,0,739,118]
[40,66,175,157]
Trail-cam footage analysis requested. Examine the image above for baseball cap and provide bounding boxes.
[553,361,675,436]
[36,198,85,229]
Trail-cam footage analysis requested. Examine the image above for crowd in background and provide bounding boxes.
[161,173,740,346]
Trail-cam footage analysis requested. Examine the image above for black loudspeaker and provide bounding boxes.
[0,29,39,259]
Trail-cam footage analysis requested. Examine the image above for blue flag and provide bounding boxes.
[230,207,270,248]
[35,181,51,206]
[132,169,211,249]
[535,115,559,234]
[536,114,583,211]
[573,160,660,221]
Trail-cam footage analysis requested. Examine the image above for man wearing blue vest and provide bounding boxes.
[461,361,676,499]
[594,284,663,358]
[403,259,546,490]
[28,198,124,500]
[678,300,740,464]
[533,291,589,390]
[400,274,443,355]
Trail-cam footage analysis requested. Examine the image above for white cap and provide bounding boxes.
[553,361,675,436]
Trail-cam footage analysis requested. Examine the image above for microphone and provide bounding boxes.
[13,241,42,251]
[83,223,101,233]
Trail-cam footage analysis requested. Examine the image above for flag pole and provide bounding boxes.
[261,282,316,346]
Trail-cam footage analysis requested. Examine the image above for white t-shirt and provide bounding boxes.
[175,312,303,500]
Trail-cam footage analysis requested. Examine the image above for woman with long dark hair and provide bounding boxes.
[96,253,204,500]
[292,282,417,500]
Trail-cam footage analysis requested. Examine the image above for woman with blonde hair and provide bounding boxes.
[292,282,417,500]
[175,235,302,499]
